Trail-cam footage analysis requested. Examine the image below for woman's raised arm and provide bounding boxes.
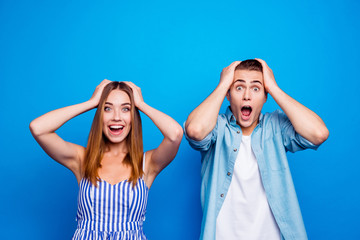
[29,79,111,181]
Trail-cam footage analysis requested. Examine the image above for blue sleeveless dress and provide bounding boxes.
[72,177,149,240]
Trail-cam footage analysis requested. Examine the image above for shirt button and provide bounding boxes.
[233,148,237,152]
[227,172,231,176]
[220,194,224,197]
[237,130,240,134]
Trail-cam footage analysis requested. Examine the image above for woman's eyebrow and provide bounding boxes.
[105,102,131,106]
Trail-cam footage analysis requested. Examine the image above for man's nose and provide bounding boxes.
[243,88,251,100]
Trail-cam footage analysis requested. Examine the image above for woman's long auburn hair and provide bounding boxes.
[83,81,143,187]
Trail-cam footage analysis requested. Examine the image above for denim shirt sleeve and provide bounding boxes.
[183,120,218,152]
[275,110,320,152]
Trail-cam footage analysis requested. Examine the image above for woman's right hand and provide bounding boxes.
[89,79,112,107]
[29,80,114,183]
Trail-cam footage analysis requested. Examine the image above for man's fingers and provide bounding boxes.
[229,61,241,69]
[255,58,269,68]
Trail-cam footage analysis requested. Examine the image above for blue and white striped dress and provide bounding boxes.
[72,175,149,240]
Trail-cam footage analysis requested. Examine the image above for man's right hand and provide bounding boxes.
[219,61,241,89]
[185,61,241,141]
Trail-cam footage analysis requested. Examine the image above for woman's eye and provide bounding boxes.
[122,107,130,112]
[104,107,111,112]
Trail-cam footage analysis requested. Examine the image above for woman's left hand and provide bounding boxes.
[123,81,144,108]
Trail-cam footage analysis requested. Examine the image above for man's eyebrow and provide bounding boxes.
[251,80,263,85]
[234,79,246,83]
[234,79,263,85]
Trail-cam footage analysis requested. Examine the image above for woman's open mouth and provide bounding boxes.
[108,125,124,135]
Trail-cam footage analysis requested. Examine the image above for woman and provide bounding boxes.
[30,80,183,239]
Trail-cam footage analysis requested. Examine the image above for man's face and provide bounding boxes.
[226,69,267,136]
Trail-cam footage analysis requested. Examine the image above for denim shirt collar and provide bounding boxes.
[225,106,264,129]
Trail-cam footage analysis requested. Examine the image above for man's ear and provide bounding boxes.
[226,90,230,101]
[263,92,268,103]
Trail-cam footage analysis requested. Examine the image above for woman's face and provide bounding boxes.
[102,89,132,144]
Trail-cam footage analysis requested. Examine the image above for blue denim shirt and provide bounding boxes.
[185,107,319,240]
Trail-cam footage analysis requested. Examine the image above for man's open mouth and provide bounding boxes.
[241,106,252,119]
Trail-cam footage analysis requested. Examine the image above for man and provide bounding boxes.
[184,59,329,240]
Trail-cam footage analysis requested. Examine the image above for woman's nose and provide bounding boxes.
[113,109,122,121]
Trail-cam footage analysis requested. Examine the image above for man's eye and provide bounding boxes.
[236,86,243,90]
[253,87,260,92]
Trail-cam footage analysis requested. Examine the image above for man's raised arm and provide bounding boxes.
[185,61,241,141]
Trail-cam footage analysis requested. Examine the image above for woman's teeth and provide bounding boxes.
[110,126,123,130]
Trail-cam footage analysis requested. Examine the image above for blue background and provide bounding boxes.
[1,0,359,239]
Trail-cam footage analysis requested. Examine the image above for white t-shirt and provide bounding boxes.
[216,135,281,240]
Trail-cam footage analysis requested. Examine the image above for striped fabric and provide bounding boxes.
[72,177,149,240]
